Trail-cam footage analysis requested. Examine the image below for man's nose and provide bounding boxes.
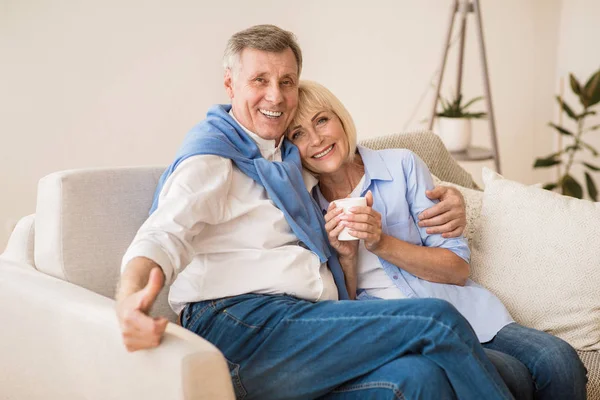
[265,82,283,104]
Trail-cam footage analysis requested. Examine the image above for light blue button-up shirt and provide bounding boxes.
[314,145,513,342]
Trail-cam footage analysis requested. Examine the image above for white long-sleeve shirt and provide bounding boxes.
[121,122,338,315]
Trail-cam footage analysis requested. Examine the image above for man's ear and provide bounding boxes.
[224,68,234,99]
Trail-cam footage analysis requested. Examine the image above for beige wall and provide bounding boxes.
[0,0,591,250]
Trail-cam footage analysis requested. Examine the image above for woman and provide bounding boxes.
[286,80,587,400]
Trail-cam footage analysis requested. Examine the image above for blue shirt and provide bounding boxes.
[315,145,513,342]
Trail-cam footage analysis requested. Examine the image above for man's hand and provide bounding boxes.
[418,186,466,238]
[116,266,168,352]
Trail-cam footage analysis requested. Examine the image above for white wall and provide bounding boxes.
[554,0,600,197]
[0,0,575,250]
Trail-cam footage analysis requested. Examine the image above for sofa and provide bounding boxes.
[1,131,598,399]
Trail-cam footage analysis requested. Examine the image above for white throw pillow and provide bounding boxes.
[470,168,600,350]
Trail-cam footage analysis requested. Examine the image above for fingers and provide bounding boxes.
[324,207,344,224]
[328,222,346,241]
[119,308,168,352]
[418,209,455,228]
[423,220,460,235]
[365,190,373,207]
[418,201,452,222]
[138,267,165,312]
[442,226,464,238]
[425,185,448,200]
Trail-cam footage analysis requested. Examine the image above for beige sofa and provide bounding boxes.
[0,131,597,399]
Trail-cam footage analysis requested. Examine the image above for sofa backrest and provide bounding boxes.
[360,131,478,189]
[34,166,176,321]
[31,131,475,323]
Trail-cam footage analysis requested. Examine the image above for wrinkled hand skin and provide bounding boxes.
[116,267,169,352]
[418,186,467,238]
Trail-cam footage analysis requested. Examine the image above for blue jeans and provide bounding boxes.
[182,294,513,400]
[482,323,587,400]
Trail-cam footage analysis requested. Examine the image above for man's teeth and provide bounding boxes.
[313,145,334,159]
[260,109,282,118]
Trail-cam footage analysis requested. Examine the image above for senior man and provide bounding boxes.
[116,25,514,399]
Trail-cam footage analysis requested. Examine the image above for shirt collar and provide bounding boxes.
[356,145,393,185]
[229,109,283,155]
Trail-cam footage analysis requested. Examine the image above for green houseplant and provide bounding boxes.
[533,68,600,200]
[435,94,487,152]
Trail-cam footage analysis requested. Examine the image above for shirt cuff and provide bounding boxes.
[121,240,176,285]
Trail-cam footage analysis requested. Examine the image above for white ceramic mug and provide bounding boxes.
[333,197,367,241]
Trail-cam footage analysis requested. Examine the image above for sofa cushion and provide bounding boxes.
[34,166,177,322]
[470,168,600,351]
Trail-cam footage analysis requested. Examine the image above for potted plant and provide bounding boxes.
[533,68,600,200]
[435,93,487,152]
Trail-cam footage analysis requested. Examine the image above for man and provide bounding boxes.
[116,25,513,399]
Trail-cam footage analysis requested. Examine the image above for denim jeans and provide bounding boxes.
[182,294,513,400]
[482,323,587,400]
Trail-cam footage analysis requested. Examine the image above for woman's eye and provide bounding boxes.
[316,117,328,125]
[290,131,303,141]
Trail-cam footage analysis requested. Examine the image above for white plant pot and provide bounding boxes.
[435,117,472,152]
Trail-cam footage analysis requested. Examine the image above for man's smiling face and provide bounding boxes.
[224,47,299,144]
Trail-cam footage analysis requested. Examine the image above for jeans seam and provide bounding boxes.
[332,381,405,399]
[221,310,275,331]
[224,358,247,399]
[186,303,212,330]
[284,314,512,400]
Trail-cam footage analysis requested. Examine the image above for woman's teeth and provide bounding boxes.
[313,145,334,159]
[260,109,282,118]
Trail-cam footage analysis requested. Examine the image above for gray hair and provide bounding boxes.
[223,24,303,77]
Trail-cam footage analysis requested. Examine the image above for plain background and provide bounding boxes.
[1,0,599,250]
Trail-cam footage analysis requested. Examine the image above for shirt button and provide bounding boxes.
[393,275,398,280]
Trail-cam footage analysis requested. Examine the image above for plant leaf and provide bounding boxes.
[570,73,582,96]
[586,124,600,132]
[556,96,579,120]
[584,68,600,107]
[543,183,558,191]
[548,122,574,136]
[585,172,598,201]
[579,110,597,119]
[461,96,484,110]
[561,175,583,198]
[581,141,600,156]
[463,112,487,119]
[534,157,561,168]
[583,162,600,171]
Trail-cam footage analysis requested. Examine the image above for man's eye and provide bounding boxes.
[281,80,294,86]
[255,77,265,83]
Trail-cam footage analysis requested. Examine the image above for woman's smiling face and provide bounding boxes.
[287,110,349,175]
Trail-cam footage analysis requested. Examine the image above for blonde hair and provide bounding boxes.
[291,80,357,163]
[223,24,303,77]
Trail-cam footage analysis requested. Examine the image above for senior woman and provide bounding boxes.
[286,80,587,400]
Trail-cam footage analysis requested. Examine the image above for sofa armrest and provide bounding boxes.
[1,214,35,266]
[0,259,235,400]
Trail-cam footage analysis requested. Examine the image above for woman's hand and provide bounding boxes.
[418,186,466,238]
[338,191,383,252]
[324,202,359,259]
